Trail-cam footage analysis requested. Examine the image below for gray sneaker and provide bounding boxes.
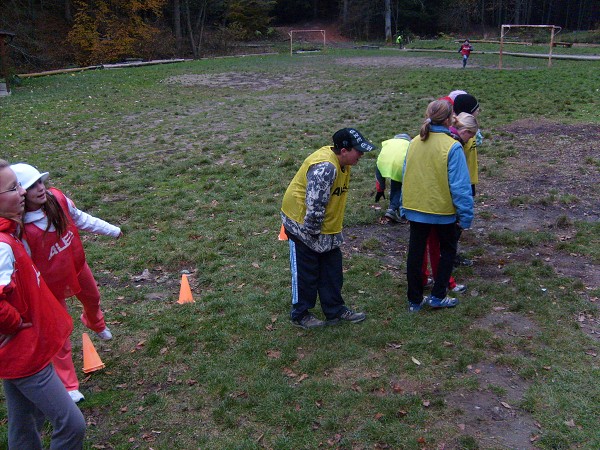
[384,209,402,222]
[329,309,366,325]
[291,313,326,329]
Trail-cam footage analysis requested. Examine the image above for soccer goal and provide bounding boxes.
[499,24,562,68]
[289,30,326,56]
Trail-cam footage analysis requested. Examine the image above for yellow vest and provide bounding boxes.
[281,146,350,234]
[463,137,478,184]
[376,138,409,181]
[403,134,456,215]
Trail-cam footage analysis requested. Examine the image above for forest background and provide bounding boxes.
[1,0,599,73]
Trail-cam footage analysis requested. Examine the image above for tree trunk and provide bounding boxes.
[184,0,198,58]
[341,0,348,26]
[385,0,392,44]
[174,0,182,41]
[64,0,72,23]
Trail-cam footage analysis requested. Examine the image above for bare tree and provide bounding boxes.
[385,0,392,44]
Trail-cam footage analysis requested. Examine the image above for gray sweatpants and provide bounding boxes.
[3,364,86,449]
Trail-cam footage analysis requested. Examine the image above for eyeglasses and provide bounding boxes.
[0,182,22,195]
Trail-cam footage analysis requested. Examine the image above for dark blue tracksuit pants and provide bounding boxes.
[287,232,346,321]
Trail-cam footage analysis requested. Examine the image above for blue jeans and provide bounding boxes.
[375,166,402,211]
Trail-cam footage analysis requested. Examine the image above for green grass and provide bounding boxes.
[1,48,599,449]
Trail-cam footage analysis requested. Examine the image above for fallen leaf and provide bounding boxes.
[297,373,309,382]
[391,382,403,394]
[411,356,421,366]
[159,347,168,355]
[422,400,430,407]
[351,382,362,393]
[282,367,297,378]
[500,401,512,409]
[397,410,408,417]
[442,341,454,347]
[417,436,426,444]
[374,412,384,421]
[252,262,260,268]
[266,349,281,359]
[315,399,323,408]
[387,342,402,349]
[120,406,128,413]
[530,434,540,442]
[564,419,576,427]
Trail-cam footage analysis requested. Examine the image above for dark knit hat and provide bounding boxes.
[453,94,480,115]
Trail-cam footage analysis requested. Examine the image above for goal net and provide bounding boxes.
[289,30,326,55]
[499,25,562,68]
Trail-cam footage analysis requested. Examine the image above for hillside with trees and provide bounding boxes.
[1,0,598,72]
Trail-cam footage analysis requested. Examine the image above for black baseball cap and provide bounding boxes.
[332,128,376,153]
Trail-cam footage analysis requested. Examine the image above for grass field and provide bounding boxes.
[1,47,599,449]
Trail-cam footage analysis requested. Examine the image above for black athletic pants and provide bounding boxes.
[407,221,461,304]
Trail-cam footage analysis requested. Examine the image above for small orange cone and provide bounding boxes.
[177,274,195,304]
[278,224,288,241]
[82,333,105,373]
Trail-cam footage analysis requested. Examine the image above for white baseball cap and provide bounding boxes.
[10,163,49,190]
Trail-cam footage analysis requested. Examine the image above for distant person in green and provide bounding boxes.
[395,34,404,48]
[375,133,411,223]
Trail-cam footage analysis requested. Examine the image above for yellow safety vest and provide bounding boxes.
[403,134,456,215]
[281,146,350,234]
[376,138,410,181]
[463,137,478,185]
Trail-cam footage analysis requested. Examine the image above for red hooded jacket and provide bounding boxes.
[0,218,72,379]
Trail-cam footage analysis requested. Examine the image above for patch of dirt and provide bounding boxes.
[336,56,477,69]
[442,311,542,449]
[164,72,313,91]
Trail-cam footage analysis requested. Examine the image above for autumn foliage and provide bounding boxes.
[68,0,167,65]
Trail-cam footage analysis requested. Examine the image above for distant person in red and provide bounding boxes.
[458,40,473,68]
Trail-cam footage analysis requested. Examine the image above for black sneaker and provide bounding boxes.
[329,309,366,325]
[291,313,326,329]
[454,254,473,267]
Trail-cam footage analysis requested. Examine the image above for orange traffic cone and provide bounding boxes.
[82,333,105,373]
[278,224,288,241]
[177,274,195,304]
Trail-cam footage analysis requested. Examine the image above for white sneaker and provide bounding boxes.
[68,390,85,403]
[96,327,113,340]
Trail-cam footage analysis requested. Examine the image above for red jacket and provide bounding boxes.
[23,188,86,300]
[0,218,72,379]
[460,43,473,56]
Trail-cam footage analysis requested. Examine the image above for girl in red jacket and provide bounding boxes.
[0,160,86,448]
[11,163,122,404]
